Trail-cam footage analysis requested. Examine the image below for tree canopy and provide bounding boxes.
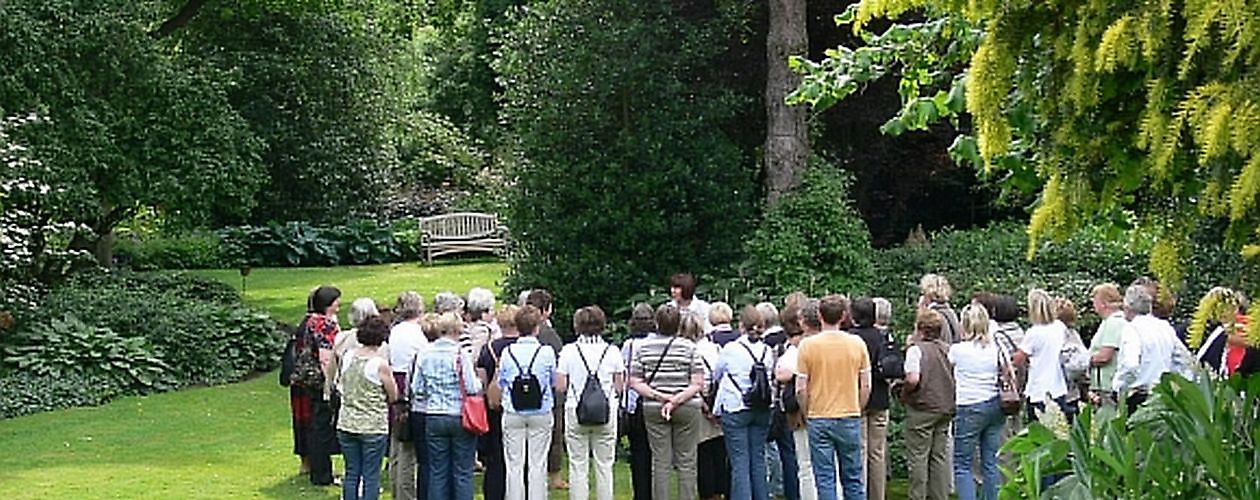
[792,0,1260,290]
[0,0,263,262]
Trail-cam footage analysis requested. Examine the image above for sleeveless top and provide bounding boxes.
[905,339,956,413]
[338,354,388,435]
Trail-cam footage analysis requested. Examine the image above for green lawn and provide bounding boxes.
[0,261,908,498]
[192,260,507,325]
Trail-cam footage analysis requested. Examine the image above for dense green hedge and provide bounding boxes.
[0,271,283,419]
[115,219,424,270]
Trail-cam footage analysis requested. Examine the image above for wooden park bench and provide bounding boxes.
[418,212,507,264]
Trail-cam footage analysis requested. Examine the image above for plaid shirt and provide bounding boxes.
[412,338,481,416]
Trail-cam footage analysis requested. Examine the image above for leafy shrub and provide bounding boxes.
[218,220,405,267]
[40,270,284,387]
[498,0,759,317]
[3,315,170,391]
[746,163,874,296]
[1002,373,1260,499]
[870,223,1151,337]
[114,230,228,270]
[0,371,123,419]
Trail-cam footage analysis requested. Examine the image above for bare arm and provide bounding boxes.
[323,351,339,400]
[1013,349,1029,367]
[613,372,626,394]
[858,368,872,409]
[629,375,667,402]
[669,371,705,406]
[904,369,921,390]
[1091,346,1116,366]
[555,373,569,394]
[795,375,810,415]
[378,361,400,403]
[775,364,795,383]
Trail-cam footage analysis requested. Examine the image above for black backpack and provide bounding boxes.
[729,342,772,410]
[507,345,545,411]
[575,345,612,425]
[877,328,905,380]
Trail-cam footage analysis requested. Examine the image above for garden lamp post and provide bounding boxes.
[239,265,252,295]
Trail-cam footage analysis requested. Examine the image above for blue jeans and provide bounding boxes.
[808,417,865,500]
[409,412,429,500]
[338,431,388,500]
[722,409,772,500]
[771,412,800,500]
[953,398,1005,500]
[426,414,476,500]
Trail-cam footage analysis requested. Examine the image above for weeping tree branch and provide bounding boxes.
[152,0,208,38]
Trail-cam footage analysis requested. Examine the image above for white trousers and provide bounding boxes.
[564,407,618,500]
[503,412,554,500]
[794,426,818,500]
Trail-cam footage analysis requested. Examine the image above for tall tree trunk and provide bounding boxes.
[765,0,810,206]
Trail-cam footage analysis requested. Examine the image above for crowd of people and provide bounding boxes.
[284,272,1254,500]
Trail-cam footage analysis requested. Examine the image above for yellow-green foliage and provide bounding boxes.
[851,0,1260,289]
[967,40,1014,164]
[1187,287,1258,348]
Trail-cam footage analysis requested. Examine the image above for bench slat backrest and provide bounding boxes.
[420,212,501,240]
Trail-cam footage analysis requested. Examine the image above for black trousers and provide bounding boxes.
[479,408,506,500]
[307,389,338,485]
[410,411,429,500]
[626,409,652,500]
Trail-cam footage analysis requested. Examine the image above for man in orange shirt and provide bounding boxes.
[797,295,872,500]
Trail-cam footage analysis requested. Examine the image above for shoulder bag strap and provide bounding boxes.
[457,349,476,396]
[646,337,676,385]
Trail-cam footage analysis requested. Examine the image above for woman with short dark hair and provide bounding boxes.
[337,316,400,500]
[290,286,343,486]
[621,304,656,500]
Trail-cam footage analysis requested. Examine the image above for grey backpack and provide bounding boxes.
[576,345,612,426]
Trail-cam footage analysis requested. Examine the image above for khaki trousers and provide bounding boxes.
[643,401,701,500]
[861,409,889,500]
[389,430,417,499]
[904,407,952,500]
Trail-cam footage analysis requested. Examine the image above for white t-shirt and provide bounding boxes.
[949,341,1000,406]
[695,338,721,380]
[673,297,713,333]
[389,321,429,373]
[904,345,923,374]
[778,344,800,374]
[1021,320,1068,403]
[557,338,625,411]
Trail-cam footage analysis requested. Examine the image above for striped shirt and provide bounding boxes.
[630,335,702,400]
[412,337,482,417]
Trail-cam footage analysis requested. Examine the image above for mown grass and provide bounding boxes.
[0,260,908,498]
[192,260,507,325]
